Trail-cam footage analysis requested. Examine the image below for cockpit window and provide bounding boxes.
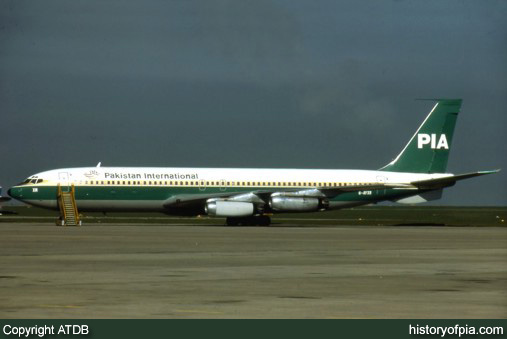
[19,176,43,185]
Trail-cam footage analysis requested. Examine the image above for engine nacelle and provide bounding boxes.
[205,200,254,217]
[269,196,321,212]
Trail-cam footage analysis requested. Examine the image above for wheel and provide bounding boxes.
[227,217,254,226]
[226,217,239,226]
[227,216,271,226]
[258,216,271,226]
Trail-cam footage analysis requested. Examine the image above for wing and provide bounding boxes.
[162,182,412,212]
[162,170,499,215]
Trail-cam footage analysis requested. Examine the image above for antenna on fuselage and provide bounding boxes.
[96,162,101,168]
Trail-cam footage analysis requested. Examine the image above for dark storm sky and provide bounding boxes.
[1,0,506,205]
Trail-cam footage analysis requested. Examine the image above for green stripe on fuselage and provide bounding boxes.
[11,185,422,207]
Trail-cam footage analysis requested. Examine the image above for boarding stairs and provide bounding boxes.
[57,184,81,226]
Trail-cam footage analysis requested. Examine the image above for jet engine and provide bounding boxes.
[269,196,323,212]
[205,200,254,217]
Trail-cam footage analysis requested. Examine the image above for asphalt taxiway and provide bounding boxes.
[0,223,506,318]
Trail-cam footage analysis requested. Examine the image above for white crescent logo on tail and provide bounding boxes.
[417,134,449,149]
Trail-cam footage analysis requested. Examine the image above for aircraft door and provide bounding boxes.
[59,172,70,192]
[376,175,388,196]
[199,179,206,191]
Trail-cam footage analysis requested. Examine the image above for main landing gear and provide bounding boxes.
[226,215,271,226]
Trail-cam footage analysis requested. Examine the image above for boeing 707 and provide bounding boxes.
[8,99,499,225]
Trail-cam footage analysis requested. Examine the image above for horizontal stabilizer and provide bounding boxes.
[411,169,500,189]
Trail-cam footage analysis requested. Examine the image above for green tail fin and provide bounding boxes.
[380,99,462,173]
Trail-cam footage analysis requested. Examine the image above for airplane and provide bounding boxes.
[0,186,10,202]
[0,186,13,216]
[8,99,499,226]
